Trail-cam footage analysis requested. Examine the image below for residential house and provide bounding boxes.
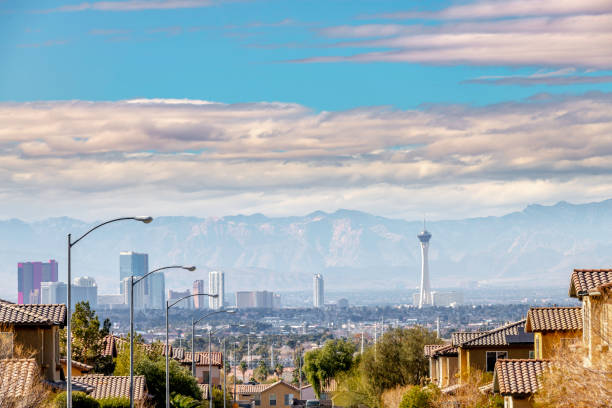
[60,358,93,376]
[524,306,582,359]
[424,344,447,386]
[493,359,551,408]
[233,380,299,408]
[166,347,223,385]
[457,320,533,383]
[568,269,612,364]
[0,300,66,382]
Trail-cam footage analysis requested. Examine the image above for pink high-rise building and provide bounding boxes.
[17,260,59,304]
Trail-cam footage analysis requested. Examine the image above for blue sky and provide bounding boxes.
[2,0,611,110]
[1,0,612,222]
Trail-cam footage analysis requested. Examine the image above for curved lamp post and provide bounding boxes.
[191,309,236,377]
[166,293,217,408]
[130,265,195,408]
[67,216,152,408]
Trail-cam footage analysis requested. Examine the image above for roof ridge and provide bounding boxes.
[528,306,581,310]
[573,268,612,272]
[461,319,526,346]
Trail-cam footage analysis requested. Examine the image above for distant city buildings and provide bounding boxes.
[119,251,148,295]
[193,280,206,309]
[337,298,349,309]
[209,271,225,310]
[235,290,276,309]
[17,260,58,304]
[313,273,324,308]
[417,223,433,308]
[168,289,193,309]
[40,281,66,304]
[73,276,98,308]
[97,294,125,310]
[148,272,165,309]
[119,251,164,309]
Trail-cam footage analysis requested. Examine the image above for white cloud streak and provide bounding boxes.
[2,94,612,220]
[300,1,612,69]
[45,0,232,13]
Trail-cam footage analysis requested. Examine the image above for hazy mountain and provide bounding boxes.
[3,199,612,301]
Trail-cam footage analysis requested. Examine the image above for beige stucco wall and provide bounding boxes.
[13,325,61,382]
[460,346,531,383]
[585,289,612,364]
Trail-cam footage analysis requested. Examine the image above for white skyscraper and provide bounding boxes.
[313,273,324,308]
[417,223,432,308]
[209,271,225,310]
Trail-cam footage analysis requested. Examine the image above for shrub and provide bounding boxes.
[399,386,433,408]
[98,397,131,408]
[54,391,101,408]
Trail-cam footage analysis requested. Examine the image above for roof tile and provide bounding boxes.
[569,269,612,298]
[461,320,531,347]
[78,375,146,401]
[0,301,66,326]
[494,359,551,395]
[525,307,582,332]
[0,358,38,399]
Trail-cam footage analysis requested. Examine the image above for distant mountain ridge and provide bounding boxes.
[2,199,612,301]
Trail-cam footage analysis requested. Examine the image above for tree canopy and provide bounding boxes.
[303,339,355,398]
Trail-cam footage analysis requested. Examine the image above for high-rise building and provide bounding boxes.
[313,273,324,308]
[193,280,206,309]
[73,276,98,308]
[148,272,165,310]
[40,281,67,304]
[17,260,58,304]
[209,271,225,310]
[168,289,193,309]
[122,276,148,310]
[417,222,433,308]
[235,291,275,309]
[119,252,148,294]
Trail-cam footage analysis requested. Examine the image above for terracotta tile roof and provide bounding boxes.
[441,383,465,395]
[78,375,147,401]
[234,381,298,395]
[569,269,612,298]
[433,344,458,356]
[101,335,118,357]
[173,350,223,366]
[0,301,66,326]
[60,358,93,373]
[0,358,38,399]
[451,331,485,346]
[460,320,531,347]
[493,359,551,396]
[479,382,493,395]
[525,307,582,333]
[424,344,447,357]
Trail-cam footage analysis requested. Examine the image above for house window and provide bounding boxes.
[0,332,13,358]
[270,393,277,406]
[284,394,294,406]
[485,351,507,372]
[255,399,261,406]
[529,350,535,359]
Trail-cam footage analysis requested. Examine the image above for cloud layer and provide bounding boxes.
[296,0,612,69]
[2,93,612,220]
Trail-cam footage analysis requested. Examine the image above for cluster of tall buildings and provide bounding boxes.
[235,290,280,309]
[17,260,98,308]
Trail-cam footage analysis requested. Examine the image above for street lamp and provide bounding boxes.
[67,216,152,408]
[166,293,217,408]
[130,265,195,408]
[208,326,228,408]
[191,309,236,377]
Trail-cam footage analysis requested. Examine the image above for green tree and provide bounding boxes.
[303,339,355,398]
[361,327,440,396]
[98,397,131,408]
[170,393,201,408]
[254,359,269,382]
[114,340,201,408]
[274,363,284,378]
[239,361,248,381]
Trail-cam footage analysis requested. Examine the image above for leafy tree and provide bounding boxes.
[239,361,248,381]
[303,339,355,398]
[114,340,201,408]
[54,391,100,408]
[254,359,269,382]
[274,363,284,378]
[360,327,440,395]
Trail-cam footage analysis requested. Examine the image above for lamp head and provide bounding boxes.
[225,309,237,314]
[135,216,154,224]
[183,266,196,271]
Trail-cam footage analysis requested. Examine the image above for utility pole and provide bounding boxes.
[360,332,364,354]
[298,345,302,400]
[233,342,237,407]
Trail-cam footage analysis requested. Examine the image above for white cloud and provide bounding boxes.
[2,94,612,220]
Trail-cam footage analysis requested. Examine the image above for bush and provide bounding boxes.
[399,386,434,408]
[54,391,101,408]
[98,397,131,408]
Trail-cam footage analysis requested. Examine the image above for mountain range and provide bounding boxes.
[3,199,612,301]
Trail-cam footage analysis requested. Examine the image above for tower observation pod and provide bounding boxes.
[417,225,432,308]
